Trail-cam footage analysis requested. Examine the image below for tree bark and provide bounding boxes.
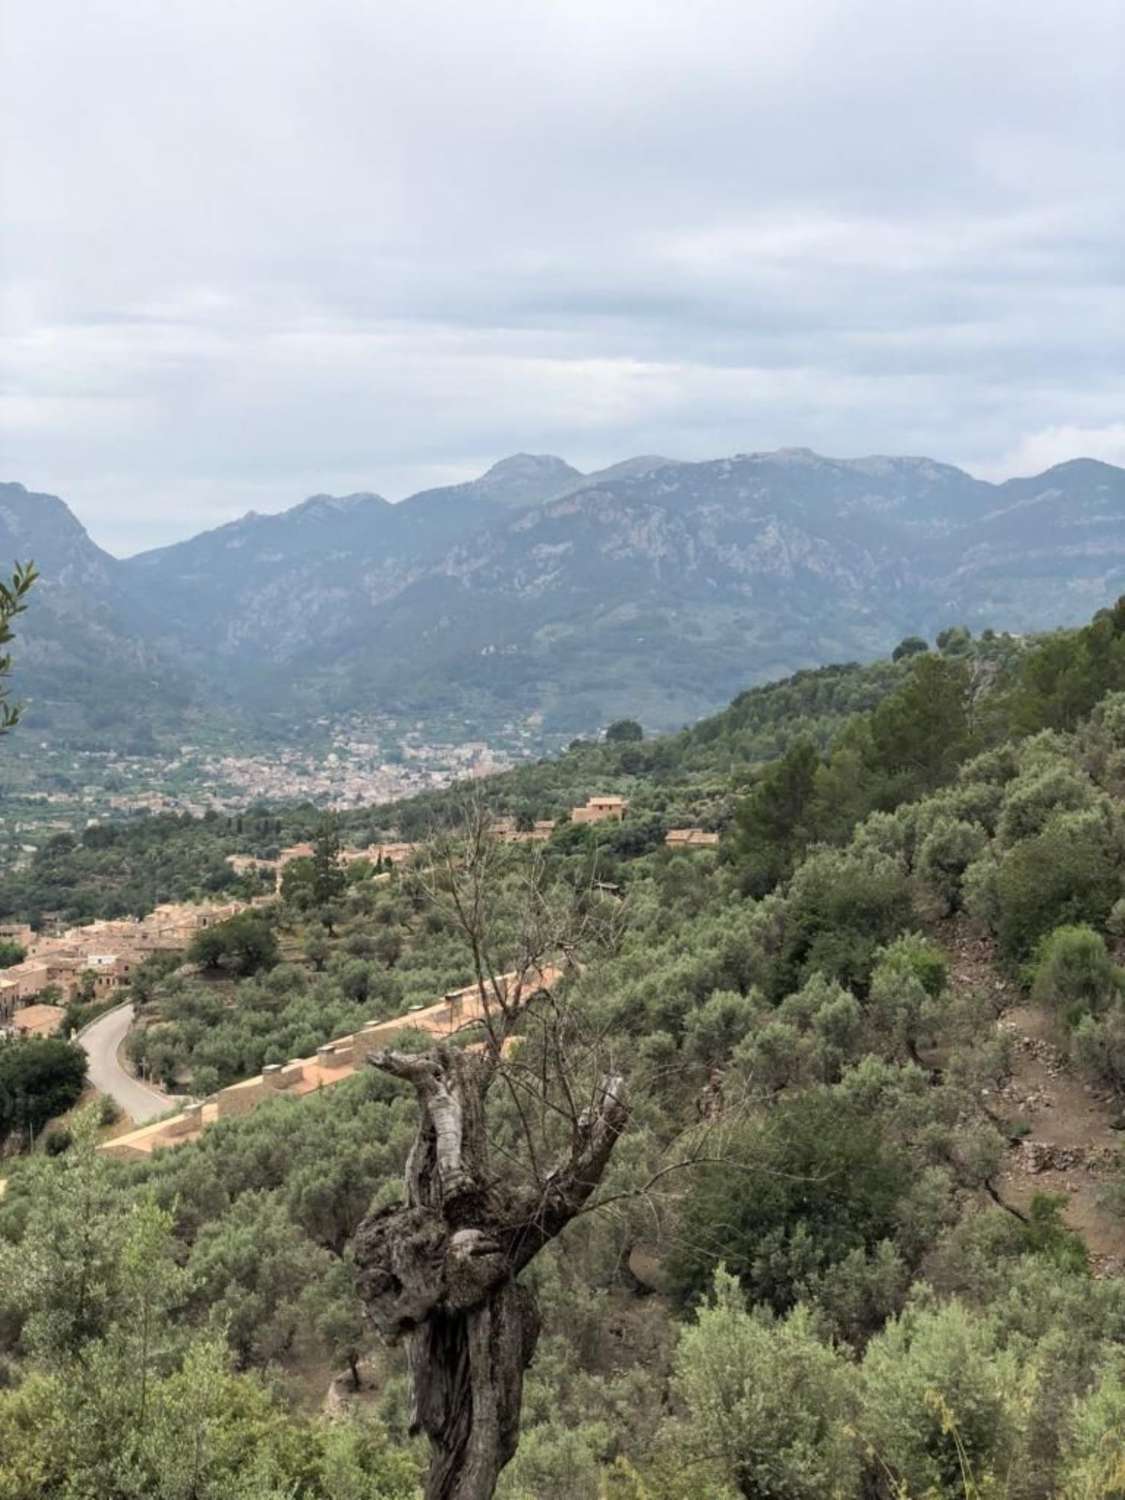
[353,1044,626,1500]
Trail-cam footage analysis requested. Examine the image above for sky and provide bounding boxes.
[1,0,1123,556]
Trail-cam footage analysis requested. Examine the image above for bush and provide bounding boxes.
[774,848,913,998]
[667,1088,910,1312]
[860,1299,1028,1496]
[0,1037,87,1145]
[1072,1010,1125,1095]
[993,811,1122,961]
[1059,1356,1125,1499]
[671,1269,860,1497]
[188,912,279,977]
[736,974,864,1090]
[1029,925,1124,1024]
[683,989,763,1067]
[866,933,949,1066]
[916,816,988,915]
[44,1127,73,1156]
[996,764,1095,848]
[892,636,929,662]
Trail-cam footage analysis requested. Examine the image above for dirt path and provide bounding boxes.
[943,920,1125,1274]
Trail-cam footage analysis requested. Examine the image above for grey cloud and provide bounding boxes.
[1,0,1123,553]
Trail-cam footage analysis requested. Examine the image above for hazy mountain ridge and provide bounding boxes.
[4,450,1125,742]
[0,483,197,745]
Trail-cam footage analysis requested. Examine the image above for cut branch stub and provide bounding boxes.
[352,1203,448,1340]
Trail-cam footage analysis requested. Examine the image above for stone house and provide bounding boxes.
[571,795,629,825]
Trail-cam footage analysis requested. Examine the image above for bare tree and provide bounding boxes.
[352,805,630,1500]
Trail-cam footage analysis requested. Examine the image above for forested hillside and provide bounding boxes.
[0,629,1015,925]
[3,604,1125,1496]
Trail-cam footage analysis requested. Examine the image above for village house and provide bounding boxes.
[1,961,55,1004]
[570,795,629,825]
[4,1003,66,1039]
[85,952,134,996]
[664,828,720,848]
[0,978,19,1021]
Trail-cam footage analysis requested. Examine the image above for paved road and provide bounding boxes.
[79,1003,175,1124]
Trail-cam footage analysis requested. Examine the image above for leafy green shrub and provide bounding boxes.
[1058,1355,1125,1499]
[670,1269,860,1498]
[860,1299,1029,1497]
[188,912,279,976]
[892,636,929,661]
[996,764,1096,848]
[667,1088,910,1312]
[864,933,949,1066]
[0,1038,87,1145]
[735,973,865,1091]
[957,743,1020,788]
[994,811,1123,961]
[772,847,913,999]
[916,816,988,913]
[683,988,763,1067]
[849,808,913,867]
[0,941,25,969]
[1019,1192,1089,1275]
[1072,1009,1125,1095]
[1030,925,1124,1024]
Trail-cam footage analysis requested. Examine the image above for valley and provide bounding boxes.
[3,449,1124,781]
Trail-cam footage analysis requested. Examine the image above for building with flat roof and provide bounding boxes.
[665,828,720,847]
[571,795,629,825]
[6,1004,66,1039]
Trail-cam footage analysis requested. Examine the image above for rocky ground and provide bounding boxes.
[945,920,1125,1275]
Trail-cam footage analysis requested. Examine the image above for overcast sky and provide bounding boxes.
[1,0,1123,555]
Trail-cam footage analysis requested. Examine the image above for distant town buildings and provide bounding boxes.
[0,898,252,1030]
[226,840,421,889]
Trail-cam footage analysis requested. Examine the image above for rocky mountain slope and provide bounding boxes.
[0,482,195,746]
[4,450,1125,743]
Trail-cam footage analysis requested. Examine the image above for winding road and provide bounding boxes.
[79,1003,175,1124]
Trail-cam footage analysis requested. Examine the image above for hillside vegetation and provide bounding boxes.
[3,604,1125,1496]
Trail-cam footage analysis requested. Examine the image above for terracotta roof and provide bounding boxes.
[9,1004,66,1036]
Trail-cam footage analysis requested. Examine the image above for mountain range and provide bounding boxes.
[2,447,1124,747]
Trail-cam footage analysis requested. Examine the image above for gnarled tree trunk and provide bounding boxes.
[353,1044,627,1500]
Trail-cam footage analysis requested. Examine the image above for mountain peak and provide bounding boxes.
[481,453,579,482]
[471,453,584,509]
[289,491,388,518]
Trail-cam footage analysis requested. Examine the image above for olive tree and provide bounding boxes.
[351,808,631,1500]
